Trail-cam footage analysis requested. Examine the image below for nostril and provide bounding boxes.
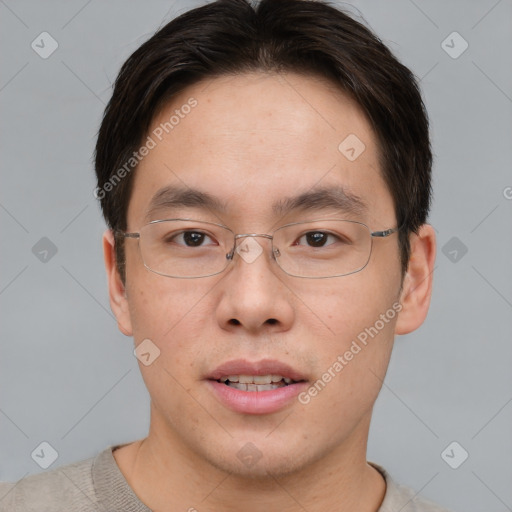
[266,318,278,325]
[229,319,241,326]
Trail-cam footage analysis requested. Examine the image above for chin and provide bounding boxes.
[208,450,311,480]
[195,433,330,481]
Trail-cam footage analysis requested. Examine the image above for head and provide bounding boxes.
[97,0,435,478]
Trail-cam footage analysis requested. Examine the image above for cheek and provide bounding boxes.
[127,278,213,413]
[126,261,208,339]
[319,286,397,383]
[294,268,400,339]
[297,287,398,437]
[295,272,400,402]
[125,272,224,385]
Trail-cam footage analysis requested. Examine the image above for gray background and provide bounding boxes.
[1,1,511,511]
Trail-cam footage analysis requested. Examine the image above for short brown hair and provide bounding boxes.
[95,0,432,282]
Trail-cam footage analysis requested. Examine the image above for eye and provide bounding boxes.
[295,231,341,248]
[167,230,216,247]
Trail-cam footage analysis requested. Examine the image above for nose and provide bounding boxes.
[215,234,295,334]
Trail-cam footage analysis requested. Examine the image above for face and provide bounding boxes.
[105,72,429,478]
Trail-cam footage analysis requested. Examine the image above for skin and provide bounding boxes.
[103,72,436,512]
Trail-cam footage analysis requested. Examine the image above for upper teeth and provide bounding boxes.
[220,375,292,384]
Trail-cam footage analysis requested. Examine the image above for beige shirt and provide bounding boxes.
[0,445,454,511]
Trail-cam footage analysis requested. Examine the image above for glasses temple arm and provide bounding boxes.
[114,230,140,239]
[371,227,399,238]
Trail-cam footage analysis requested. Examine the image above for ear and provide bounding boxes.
[103,229,133,336]
[395,224,436,335]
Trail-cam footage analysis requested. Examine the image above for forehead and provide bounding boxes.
[128,72,393,228]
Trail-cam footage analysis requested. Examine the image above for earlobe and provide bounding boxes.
[395,224,436,335]
[102,229,133,336]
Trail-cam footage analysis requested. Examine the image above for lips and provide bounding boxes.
[208,359,307,382]
[206,359,309,415]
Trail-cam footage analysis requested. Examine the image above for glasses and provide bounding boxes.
[116,218,398,279]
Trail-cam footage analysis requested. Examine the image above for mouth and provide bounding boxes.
[206,359,309,415]
[217,374,298,391]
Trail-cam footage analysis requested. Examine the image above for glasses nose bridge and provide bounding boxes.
[234,233,273,242]
[234,232,274,250]
[228,232,277,261]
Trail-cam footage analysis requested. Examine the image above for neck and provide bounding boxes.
[114,412,386,512]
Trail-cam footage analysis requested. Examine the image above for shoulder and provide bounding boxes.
[0,483,16,511]
[0,451,100,512]
[371,462,455,512]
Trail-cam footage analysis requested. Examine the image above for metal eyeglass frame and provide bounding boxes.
[116,218,399,279]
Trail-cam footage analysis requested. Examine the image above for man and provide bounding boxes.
[0,0,450,510]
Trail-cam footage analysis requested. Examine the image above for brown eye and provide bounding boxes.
[305,232,328,247]
[296,231,340,248]
[183,231,206,246]
[166,231,215,247]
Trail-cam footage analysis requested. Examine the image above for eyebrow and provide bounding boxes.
[145,186,229,222]
[144,184,367,222]
[272,185,367,217]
